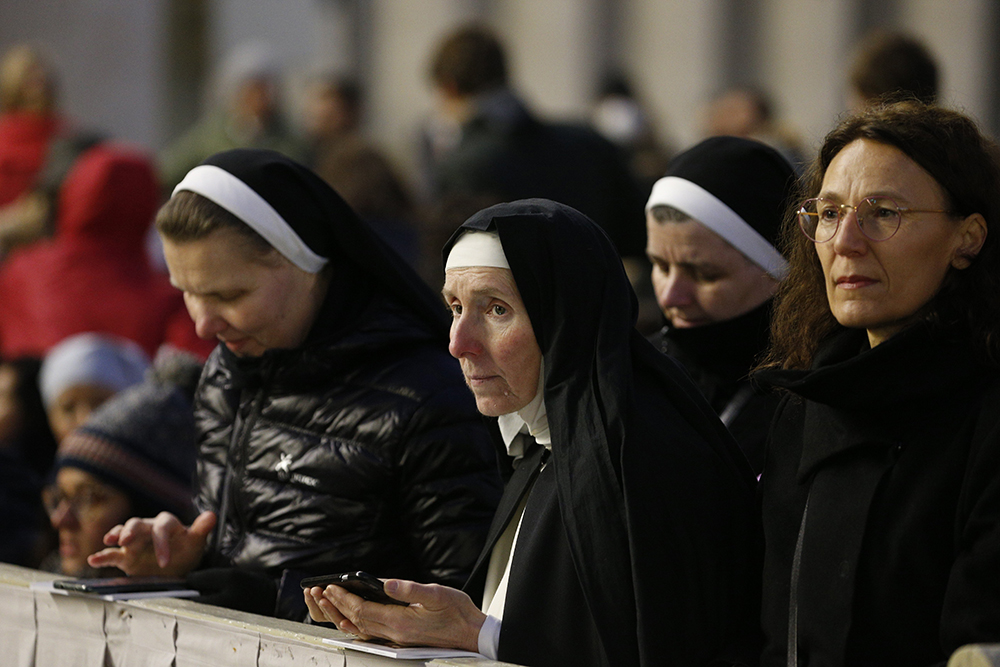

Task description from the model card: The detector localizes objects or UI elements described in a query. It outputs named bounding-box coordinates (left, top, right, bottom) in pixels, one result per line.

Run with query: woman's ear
left=952, top=213, right=988, bottom=270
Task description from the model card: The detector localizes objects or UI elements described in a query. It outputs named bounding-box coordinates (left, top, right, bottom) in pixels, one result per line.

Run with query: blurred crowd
left=4, top=20, right=996, bottom=667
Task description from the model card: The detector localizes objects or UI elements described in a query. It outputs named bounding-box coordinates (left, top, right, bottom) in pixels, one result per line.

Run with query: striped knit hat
left=54, top=355, right=201, bottom=520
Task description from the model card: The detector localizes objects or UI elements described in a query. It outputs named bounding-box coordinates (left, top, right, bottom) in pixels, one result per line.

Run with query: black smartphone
left=53, top=576, right=191, bottom=594
left=299, top=570, right=408, bottom=606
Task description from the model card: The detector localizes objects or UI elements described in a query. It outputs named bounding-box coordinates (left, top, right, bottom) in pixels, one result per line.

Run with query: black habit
left=651, top=300, right=780, bottom=474
left=452, top=199, right=761, bottom=667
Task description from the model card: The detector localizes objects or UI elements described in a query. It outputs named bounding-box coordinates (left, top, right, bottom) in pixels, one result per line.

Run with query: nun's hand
left=304, top=579, right=485, bottom=653
left=87, top=510, right=216, bottom=577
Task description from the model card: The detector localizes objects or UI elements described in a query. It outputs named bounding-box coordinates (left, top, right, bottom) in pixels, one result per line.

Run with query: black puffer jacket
left=193, top=288, right=502, bottom=619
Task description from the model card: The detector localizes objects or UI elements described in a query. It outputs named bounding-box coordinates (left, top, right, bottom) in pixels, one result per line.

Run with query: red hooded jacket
left=0, top=143, right=214, bottom=359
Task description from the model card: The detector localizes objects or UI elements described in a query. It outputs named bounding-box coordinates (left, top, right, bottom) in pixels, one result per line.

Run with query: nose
left=830, top=207, right=868, bottom=256
left=448, top=311, right=483, bottom=360
left=186, top=295, right=228, bottom=340
left=656, top=270, right=695, bottom=312
left=50, top=500, right=77, bottom=530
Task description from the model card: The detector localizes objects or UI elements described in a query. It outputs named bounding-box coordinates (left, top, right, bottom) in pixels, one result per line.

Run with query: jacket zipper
left=212, top=361, right=276, bottom=564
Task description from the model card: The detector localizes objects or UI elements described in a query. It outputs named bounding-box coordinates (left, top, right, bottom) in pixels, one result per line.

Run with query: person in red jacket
left=0, top=45, right=64, bottom=254
left=0, top=45, right=61, bottom=206
left=0, top=142, right=213, bottom=360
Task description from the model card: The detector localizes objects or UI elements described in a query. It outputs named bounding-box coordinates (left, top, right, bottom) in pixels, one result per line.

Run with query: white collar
left=497, top=358, right=549, bottom=457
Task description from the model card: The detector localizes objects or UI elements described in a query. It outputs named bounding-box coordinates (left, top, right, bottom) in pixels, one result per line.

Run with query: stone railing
left=6, top=561, right=994, bottom=666
left=0, top=563, right=518, bottom=667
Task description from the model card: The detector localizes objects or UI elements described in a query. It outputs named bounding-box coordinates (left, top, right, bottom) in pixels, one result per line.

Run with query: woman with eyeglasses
left=754, top=100, right=1000, bottom=667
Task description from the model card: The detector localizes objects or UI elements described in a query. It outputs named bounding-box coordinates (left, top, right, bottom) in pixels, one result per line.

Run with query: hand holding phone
left=300, top=570, right=408, bottom=606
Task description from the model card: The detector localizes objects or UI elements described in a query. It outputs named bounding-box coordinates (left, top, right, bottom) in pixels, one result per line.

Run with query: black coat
left=651, top=302, right=779, bottom=474
left=756, top=324, right=1000, bottom=667
left=453, top=200, right=761, bottom=667
left=433, top=90, right=647, bottom=259
left=195, top=289, right=502, bottom=618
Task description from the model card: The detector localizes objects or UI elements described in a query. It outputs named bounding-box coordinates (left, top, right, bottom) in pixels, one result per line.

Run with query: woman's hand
left=87, top=510, right=216, bottom=577
left=303, top=578, right=486, bottom=653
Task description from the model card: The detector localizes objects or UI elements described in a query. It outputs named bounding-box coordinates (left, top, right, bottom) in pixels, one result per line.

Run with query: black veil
left=444, top=199, right=760, bottom=665
left=202, top=149, right=449, bottom=343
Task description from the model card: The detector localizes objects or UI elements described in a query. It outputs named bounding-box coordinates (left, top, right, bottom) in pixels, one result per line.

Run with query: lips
left=59, top=541, right=78, bottom=558
left=835, top=274, right=877, bottom=289
left=222, top=338, right=249, bottom=353
left=465, top=374, right=500, bottom=386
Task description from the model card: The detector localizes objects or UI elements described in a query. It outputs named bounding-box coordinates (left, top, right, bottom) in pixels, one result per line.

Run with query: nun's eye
left=492, top=304, right=507, bottom=316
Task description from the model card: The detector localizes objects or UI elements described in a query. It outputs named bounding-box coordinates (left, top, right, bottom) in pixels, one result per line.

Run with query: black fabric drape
left=653, top=300, right=779, bottom=473
left=446, top=199, right=762, bottom=666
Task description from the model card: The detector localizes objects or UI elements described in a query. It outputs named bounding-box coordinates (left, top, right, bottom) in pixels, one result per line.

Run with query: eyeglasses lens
left=43, top=486, right=105, bottom=519
left=857, top=198, right=902, bottom=240
left=798, top=197, right=901, bottom=242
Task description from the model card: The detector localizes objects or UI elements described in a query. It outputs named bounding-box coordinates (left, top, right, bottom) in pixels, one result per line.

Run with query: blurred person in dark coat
left=423, top=25, right=647, bottom=270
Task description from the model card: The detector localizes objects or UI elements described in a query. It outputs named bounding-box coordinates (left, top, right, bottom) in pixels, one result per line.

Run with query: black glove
left=186, top=567, right=277, bottom=617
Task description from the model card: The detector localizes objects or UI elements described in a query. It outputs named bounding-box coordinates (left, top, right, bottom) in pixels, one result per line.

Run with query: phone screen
left=53, top=576, right=190, bottom=594
left=300, top=571, right=408, bottom=606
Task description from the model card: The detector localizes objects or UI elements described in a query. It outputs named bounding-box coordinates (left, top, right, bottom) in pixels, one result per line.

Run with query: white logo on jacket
left=275, top=451, right=320, bottom=487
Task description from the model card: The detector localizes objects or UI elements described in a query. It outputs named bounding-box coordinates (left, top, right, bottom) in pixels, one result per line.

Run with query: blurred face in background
left=303, top=81, right=358, bottom=141
left=646, top=214, right=778, bottom=328
left=45, top=467, right=131, bottom=576
left=231, top=76, right=276, bottom=134
left=47, top=384, right=115, bottom=444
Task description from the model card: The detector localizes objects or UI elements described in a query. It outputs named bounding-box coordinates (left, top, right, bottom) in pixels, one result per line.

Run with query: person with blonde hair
left=0, top=44, right=63, bottom=251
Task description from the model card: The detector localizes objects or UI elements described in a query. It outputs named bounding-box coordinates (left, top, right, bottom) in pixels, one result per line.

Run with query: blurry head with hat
left=39, top=332, right=152, bottom=444
left=645, top=136, right=796, bottom=329
left=43, top=352, right=201, bottom=577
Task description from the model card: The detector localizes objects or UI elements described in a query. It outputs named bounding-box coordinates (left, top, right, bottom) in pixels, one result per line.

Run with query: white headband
left=173, top=165, right=329, bottom=273
left=445, top=230, right=510, bottom=270
left=646, top=176, right=788, bottom=280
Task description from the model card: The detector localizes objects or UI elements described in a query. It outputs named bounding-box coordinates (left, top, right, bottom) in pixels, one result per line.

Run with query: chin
left=61, top=557, right=86, bottom=577
left=668, top=314, right=711, bottom=329
left=475, top=400, right=507, bottom=418
left=830, top=302, right=878, bottom=329
left=474, top=394, right=521, bottom=418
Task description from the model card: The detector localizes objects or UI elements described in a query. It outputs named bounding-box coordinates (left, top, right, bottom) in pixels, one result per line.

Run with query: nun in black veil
left=306, top=198, right=761, bottom=666
left=88, top=149, right=501, bottom=620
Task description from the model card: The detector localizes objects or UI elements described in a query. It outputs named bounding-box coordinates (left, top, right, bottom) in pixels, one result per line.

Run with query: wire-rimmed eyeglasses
left=797, top=196, right=953, bottom=243
left=42, top=484, right=114, bottom=521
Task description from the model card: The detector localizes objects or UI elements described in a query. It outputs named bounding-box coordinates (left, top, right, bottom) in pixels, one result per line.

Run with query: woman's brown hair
left=762, top=100, right=1000, bottom=369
